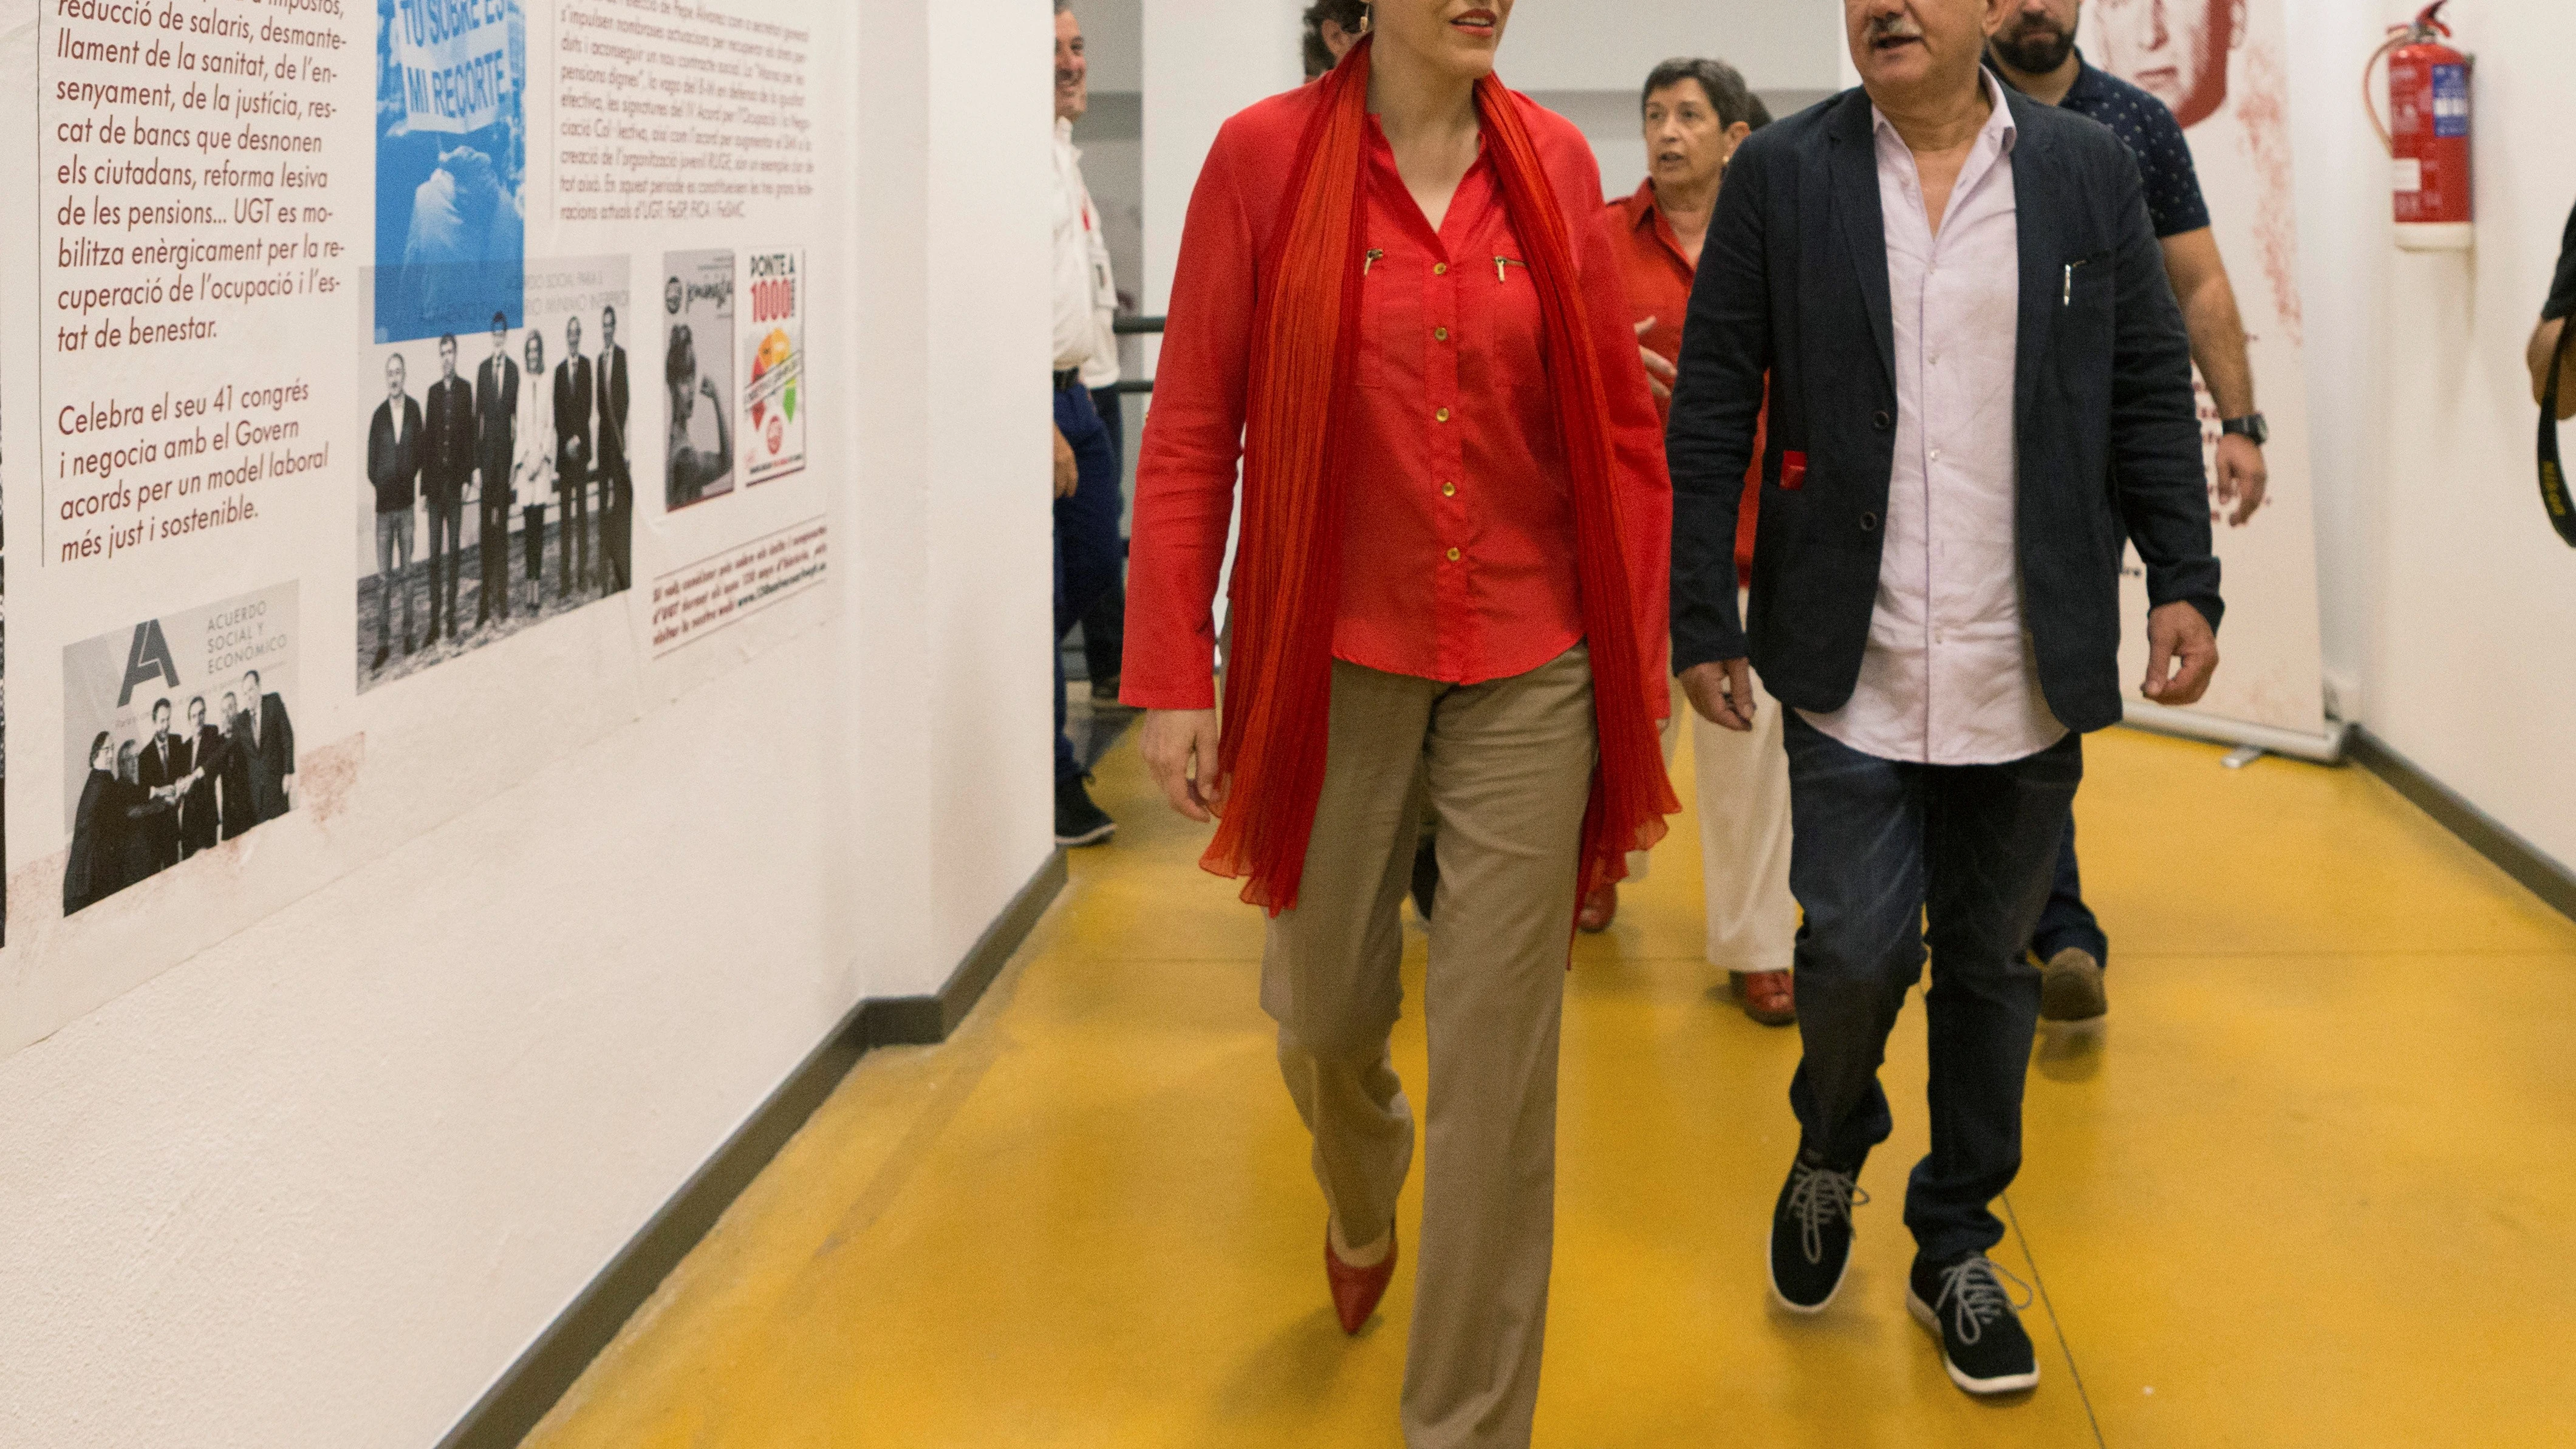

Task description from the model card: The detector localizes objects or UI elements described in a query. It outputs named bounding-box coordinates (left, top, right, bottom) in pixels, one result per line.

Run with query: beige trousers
left=1687, top=658, right=1797, bottom=975
left=1264, top=646, right=1597, bottom=1449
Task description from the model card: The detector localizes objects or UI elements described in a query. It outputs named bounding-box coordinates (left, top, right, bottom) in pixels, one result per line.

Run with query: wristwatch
left=2220, top=413, right=2269, bottom=447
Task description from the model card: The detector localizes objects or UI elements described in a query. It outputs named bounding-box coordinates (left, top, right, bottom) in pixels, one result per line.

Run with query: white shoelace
left=1933, top=1256, right=2035, bottom=1346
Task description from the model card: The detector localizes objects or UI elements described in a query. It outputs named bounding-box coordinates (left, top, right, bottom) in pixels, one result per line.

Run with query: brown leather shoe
left=1576, top=883, right=1618, bottom=933
left=2039, top=949, right=2108, bottom=1022
left=1732, top=969, right=1797, bottom=1026
left=1325, top=1226, right=1397, bottom=1335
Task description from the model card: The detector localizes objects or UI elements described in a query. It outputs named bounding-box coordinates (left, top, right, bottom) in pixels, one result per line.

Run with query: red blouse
left=1605, top=178, right=1761, bottom=588
left=1124, top=86, right=1670, bottom=711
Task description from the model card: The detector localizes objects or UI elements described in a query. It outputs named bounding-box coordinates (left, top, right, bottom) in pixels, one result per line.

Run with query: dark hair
left=90, top=730, right=111, bottom=765
left=152, top=698, right=171, bottom=718
left=1641, top=57, right=1766, bottom=132
left=1303, top=0, right=1367, bottom=80
left=492, top=310, right=509, bottom=329
left=439, top=332, right=457, bottom=351
left=667, top=324, right=697, bottom=390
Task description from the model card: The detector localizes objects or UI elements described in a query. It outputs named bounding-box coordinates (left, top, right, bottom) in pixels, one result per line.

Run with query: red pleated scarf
left=1204, top=39, right=1676, bottom=915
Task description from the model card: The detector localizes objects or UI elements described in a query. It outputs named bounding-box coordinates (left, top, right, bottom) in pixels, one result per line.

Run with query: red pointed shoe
left=1325, top=1227, right=1398, bottom=1335
left=1576, top=883, right=1618, bottom=933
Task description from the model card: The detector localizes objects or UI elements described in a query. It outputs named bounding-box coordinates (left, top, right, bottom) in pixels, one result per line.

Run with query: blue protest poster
left=374, top=0, right=528, bottom=344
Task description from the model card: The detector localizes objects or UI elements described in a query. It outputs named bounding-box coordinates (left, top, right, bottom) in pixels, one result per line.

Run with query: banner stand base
left=2118, top=700, right=2350, bottom=765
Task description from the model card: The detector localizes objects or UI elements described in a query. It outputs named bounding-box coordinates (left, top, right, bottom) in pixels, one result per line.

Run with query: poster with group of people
left=1, top=0, right=839, bottom=1056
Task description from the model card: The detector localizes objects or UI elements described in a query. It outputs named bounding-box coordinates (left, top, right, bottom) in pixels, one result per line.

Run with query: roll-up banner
left=2083, top=0, right=2340, bottom=760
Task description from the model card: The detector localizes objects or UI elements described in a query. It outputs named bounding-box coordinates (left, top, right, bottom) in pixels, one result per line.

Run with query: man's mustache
left=1867, top=16, right=1927, bottom=42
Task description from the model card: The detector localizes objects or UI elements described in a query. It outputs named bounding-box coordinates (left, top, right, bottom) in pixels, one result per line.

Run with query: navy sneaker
left=1768, top=1153, right=1868, bottom=1313
left=1907, top=1253, right=2040, bottom=1395
left=1054, top=776, right=1116, bottom=848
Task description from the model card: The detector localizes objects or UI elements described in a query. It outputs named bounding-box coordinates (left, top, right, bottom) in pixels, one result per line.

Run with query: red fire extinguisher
left=2366, top=2, right=2473, bottom=251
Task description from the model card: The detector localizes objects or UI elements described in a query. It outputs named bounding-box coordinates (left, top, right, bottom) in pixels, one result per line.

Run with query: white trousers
left=1629, top=651, right=1797, bottom=976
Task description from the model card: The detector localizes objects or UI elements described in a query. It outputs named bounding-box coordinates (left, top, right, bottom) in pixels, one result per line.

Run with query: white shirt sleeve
left=1053, top=121, right=1101, bottom=373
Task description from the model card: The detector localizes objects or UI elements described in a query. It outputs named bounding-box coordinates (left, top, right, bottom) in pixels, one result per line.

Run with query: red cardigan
left=1124, top=83, right=1672, bottom=711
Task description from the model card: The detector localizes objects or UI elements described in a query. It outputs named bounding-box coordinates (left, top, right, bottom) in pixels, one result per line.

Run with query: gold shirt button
left=1441, top=482, right=1457, bottom=497
left=1433, top=262, right=1448, bottom=276
left=1435, top=407, right=1451, bottom=423
left=1446, top=547, right=1462, bottom=562
left=1435, top=327, right=1450, bottom=341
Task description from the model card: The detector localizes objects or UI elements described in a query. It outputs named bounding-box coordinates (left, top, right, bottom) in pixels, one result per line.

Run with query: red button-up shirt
left=1606, top=178, right=1761, bottom=587
left=1124, top=87, right=1669, bottom=711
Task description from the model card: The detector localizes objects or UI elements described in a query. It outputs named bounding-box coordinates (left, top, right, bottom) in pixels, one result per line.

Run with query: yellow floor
left=526, top=725, right=2576, bottom=1448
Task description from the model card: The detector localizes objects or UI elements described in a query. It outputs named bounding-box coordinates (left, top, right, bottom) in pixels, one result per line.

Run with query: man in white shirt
left=1666, top=0, right=2221, bottom=1398
left=1051, top=0, right=1122, bottom=847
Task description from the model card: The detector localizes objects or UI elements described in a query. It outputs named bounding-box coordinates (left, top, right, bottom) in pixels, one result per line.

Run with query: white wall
left=0, top=4, right=1059, bottom=1446
left=2286, top=0, right=2576, bottom=870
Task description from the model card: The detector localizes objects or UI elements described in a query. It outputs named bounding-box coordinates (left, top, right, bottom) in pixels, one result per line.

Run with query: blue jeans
left=2029, top=815, right=2110, bottom=969
left=1054, top=383, right=1121, bottom=782
left=1782, top=714, right=2083, bottom=1263
left=1080, top=386, right=1129, bottom=685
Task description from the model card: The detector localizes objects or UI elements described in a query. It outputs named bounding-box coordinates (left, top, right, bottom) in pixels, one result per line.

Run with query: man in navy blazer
left=1667, top=0, right=2221, bottom=1399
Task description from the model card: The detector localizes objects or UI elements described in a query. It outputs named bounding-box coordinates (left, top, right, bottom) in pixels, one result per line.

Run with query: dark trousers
left=424, top=489, right=464, bottom=635
left=1053, top=382, right=1121, bottom=782
left=1782, top=713, right=2083, bottom=1263
left=2029, top=815, right=2109, bottom=969
left=556, top=472, right=590, bottom=595
left=1079, top=386, right=1129, bottom=687
left=599, top=456, right=633, bottom=592
left=522, top=503, right=547, bottom=594
left=479, top=489, right=513, bottom=622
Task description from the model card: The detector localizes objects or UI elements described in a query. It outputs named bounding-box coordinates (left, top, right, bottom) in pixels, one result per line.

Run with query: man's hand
left=2529, top=318, right=2575, bottom=420
left=2142, top=602, right=2221, bottom=707
left=1635, top=318, right=1676, bottom=403
left=2213, top=434, right=2268, bottom=527
left=1053, top=425, right=1079, bottom=499
left=1680, top=659, right=1757, bottom=733
left=1139, top=708, right=1227, bottom=823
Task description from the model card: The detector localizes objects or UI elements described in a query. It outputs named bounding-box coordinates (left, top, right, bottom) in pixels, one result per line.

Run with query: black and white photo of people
left=64, top=673, right=296, bottom=916
left=357, top=256, right=634, bottom=692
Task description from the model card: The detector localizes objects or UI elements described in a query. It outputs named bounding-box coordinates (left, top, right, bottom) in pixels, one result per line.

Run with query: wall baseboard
left=436, top=850, right=1071, bottom=1449
left=2350, top=728, right=2576, bottom=924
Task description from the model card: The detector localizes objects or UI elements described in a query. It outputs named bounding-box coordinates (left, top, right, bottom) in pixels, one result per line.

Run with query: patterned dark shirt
left=2052, top=52, right=2212, bottom=240
left=2546, top=200, right=2576, bottom=322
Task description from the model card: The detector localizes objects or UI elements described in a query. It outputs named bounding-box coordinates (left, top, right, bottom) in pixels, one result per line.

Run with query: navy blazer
left=1666, top=80, right=2221, bottom=735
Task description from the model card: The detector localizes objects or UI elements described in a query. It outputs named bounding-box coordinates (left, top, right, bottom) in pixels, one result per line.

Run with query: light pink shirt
left=1802, top=75, right=2067, bottom=766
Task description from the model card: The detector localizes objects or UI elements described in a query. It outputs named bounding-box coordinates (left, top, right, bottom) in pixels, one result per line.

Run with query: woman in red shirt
left=1122, top=2, right=1674, bottom=1442
left=1601, top=58, right=1799, bottom=1029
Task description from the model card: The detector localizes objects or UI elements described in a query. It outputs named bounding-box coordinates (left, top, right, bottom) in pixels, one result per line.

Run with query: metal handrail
left=1111, top=315, right=1166, bottom=393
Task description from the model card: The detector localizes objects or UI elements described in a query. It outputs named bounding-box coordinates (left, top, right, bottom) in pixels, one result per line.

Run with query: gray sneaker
left=2039, top=948, right=2107, bottom=1023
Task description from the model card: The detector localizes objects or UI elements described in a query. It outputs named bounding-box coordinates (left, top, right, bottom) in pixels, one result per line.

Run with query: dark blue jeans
left=2029, top=816, right=2110, bottom=969
left=1080, top=387, right=1129, bottom=686
left=1054, top=383, right=1122, bottom=782
left=1782, top=714, right=2084, bottom=1263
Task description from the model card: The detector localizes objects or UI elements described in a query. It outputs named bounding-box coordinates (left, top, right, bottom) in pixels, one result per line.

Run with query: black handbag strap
left=2544, top=325, right=2576, bottom=547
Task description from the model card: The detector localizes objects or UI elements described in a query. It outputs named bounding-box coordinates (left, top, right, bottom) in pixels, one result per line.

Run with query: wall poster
left=1, top=0, right=840, bottom=1057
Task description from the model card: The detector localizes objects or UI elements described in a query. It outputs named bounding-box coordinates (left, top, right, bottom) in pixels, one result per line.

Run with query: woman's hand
left=1635, top=318, right=1676, bottom=402
left=1139, top=709, right=1226, bottom=822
